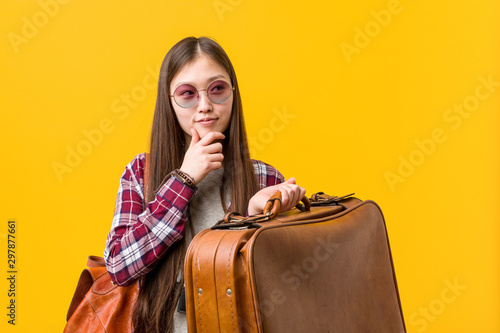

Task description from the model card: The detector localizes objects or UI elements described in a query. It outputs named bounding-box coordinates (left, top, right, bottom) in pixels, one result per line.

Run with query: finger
left=282, top=183, right=298, bottom=209
left=287, top=187, right=300, bottom=210
left=293, top=187, right=303, bottom=208
left=210, top=161, right=223, bottom=170
left=279, top=188, right=293, bottom=211
left=207, top=153, right=224, bottom=163
left=281, top=185, right=302, bottom=211
left=190, top=128, right=200, bottom=147
left=299, top=186, right=307, bottom=201
left=204, top=142, right=223, bottom=154
left=298, top=185, right=306, bottom=197
left=198, top=132, right=225, bottom=146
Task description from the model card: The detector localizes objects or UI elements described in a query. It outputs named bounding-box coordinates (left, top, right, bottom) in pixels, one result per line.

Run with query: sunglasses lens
left=173, top=84, right=198, bottom=108
left=207, top=80, right=232, bottom=104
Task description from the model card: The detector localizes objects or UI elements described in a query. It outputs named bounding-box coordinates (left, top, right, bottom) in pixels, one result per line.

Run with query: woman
left=104, top=36, right=305, bottom=333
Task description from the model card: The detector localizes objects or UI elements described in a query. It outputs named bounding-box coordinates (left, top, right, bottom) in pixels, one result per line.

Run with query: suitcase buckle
left=309, top=192, right=355, bottom=207
left=212, top=212, right=271, bottom=230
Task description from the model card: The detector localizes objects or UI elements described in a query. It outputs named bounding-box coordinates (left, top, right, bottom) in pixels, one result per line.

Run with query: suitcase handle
left=213, top=192, right=311, bottom=229
left=263, top=191, right=311, bottom=219
left=214, top=192, right=355, bottom=229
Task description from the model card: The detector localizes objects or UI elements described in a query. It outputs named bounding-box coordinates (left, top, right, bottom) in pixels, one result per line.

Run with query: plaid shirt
left=104, top=153, right=285, bottom=286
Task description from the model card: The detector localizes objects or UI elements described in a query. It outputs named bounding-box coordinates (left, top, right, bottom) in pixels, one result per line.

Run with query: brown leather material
left=309, top=192, right=356, bottom=204
left=262, top=191, right=311, bottom=217
left=64, top=154, right=150, bottom=332
left=66, top=268, right=94, bottom=322
left=274, top=205, right=345, bottom=223
left=294, top=195, right=311, bottom=212
left=216, top=193, right=313, bottom=230
left=263, top=191, right=282, bottom=218
left=66, top=257, right=109, bottom=321
left=185, top=228, right=261, bottom=332
left=184, top=194, right=406, bottom=333
left=87, top=255, right=106, bottom=268
left=64, top=257, right=138, bottom=333
left=223, top=211, right=246, bottom=223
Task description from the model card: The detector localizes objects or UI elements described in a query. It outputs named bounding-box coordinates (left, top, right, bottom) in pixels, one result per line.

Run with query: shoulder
left=251, top=159, right=285, bottom=188
left=125, top=152, right=146, bottom=173
left=121, top=153, right=147, bottom=184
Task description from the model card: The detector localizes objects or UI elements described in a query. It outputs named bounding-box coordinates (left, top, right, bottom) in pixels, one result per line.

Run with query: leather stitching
left=92, top=273, right=118, bottom=295
left=194, top=240, right=203, bottom=332
left=227, top=236, right=238, bottom=333
left=85, top=294, right=108, bottom=333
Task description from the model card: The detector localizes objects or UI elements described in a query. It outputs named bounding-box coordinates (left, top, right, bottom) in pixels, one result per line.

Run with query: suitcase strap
left=213, top=191, right=354, bottom=230
left=213, top=191, right=286, bottom=229
left=310, top=192, right=356, bottom=208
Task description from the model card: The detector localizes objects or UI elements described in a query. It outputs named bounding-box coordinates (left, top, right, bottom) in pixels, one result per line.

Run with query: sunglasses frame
left=170, top=80, right=235, bottom=108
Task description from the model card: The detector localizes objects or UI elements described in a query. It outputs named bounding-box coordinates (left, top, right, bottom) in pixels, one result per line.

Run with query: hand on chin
left=187, top=119, right=227, bottom=147
left=194, top=126, right=223, bottom=140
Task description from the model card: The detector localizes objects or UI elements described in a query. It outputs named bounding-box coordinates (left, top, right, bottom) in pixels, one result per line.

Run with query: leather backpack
left=63, top=256, right=138, bottom=333
left=64, top=154, right=150, bottom=332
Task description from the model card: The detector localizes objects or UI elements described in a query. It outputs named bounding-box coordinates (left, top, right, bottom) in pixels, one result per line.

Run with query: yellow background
left=1, top=0, right=499, bottom=332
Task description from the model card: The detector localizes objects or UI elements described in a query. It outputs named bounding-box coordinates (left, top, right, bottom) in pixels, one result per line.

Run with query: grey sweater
left=173, top=168, right=229, bottom=332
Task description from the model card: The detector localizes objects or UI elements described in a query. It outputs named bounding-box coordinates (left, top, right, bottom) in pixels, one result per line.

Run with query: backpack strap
left=87, top=255, right=106, bottom=268
left=66, top=258, right=108, bottom=321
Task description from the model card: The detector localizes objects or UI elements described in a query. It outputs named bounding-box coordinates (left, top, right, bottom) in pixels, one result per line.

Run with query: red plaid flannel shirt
left=104, top=153, right=285, bottom=286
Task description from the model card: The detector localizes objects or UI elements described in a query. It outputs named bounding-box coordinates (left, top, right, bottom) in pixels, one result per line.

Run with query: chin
left=197, top=126, right=225, bottom=137
left=196, top=128, right=211, bottom=138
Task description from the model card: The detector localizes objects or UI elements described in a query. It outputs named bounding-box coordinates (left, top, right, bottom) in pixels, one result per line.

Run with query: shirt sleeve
left=252, top=159, right=285, bottom=188
left=103, top=153, right=196, bottom=286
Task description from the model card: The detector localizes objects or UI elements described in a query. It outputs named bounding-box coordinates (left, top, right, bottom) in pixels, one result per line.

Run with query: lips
left=197, top=118, right=217, bottom=126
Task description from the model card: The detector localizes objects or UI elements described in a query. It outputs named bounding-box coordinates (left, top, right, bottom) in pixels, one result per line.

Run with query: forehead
left=171, top=55, right=230, bottom=86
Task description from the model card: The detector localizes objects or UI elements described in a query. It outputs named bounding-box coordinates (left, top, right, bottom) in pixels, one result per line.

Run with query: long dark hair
left=133, top=37, right=260, bottom=333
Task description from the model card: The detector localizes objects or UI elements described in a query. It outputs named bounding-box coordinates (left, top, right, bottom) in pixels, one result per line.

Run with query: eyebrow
left=173, top=74, right=230, bottom=89
left=207, top=74, right=227, bottom=82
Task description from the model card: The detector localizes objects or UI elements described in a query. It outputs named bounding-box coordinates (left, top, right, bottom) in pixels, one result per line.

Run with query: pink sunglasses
left=170, top=80, right=234, bottom=108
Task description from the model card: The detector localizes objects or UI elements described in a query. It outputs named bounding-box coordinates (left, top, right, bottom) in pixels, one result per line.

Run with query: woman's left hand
left=247, top=178, right=306, bottom=216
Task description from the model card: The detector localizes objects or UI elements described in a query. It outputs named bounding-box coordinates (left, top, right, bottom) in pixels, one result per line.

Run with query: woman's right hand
left=179, top=128, right=225, bottom=185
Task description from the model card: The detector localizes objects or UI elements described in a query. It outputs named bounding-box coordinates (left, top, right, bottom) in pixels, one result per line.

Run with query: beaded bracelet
left=172, top=169, right=198, bottom=191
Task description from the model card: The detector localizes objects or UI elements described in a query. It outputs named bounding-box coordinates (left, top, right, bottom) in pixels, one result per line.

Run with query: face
left=170, top=55, right=233, bottom=145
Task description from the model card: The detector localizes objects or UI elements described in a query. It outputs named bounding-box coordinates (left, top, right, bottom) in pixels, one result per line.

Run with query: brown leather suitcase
left=184, top=192, right=406, bottom=332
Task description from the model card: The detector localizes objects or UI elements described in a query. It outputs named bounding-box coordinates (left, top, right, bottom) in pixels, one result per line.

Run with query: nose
left=197, top=89, right=212, bottom=113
